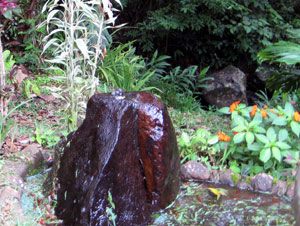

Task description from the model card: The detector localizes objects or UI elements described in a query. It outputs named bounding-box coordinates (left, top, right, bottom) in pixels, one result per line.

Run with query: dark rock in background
left=202, top=65, right=248, bottom=108
left=55, top=91, right=180, bottom=226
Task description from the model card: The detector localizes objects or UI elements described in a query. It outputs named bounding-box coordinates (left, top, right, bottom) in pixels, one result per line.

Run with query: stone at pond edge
left=250, top=173, right=273, bottom=192
left=287, top=182, right=295, bottom=199
left=55, top=91, right=180, bottom=226
left=181, top=161, right=210, bottom=180
left=272, top=180, right=288, bottom=197
left=219, top=170, right=235, bottom=187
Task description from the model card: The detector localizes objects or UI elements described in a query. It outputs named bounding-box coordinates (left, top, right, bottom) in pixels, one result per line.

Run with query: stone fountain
left=55, top=91, right=180, bottom=226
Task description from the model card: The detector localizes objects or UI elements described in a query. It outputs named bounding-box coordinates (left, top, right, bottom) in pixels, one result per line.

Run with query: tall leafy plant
left=41, top=0, right=122, bottom=130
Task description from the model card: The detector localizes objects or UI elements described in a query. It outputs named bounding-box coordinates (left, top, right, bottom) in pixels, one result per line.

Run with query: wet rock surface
left=56, top=91, right=180, bottom=226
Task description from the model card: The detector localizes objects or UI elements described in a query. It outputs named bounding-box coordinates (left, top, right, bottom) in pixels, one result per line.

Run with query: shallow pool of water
left=151, top=182, right=295, bottom=226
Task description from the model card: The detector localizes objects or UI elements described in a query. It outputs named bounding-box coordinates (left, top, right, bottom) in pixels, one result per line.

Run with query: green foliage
left=106, top=190, right=117, bottom=226
left=32, top=122, right=61, bottom=148
left=157, top=66, right=209, bottom=111
left=217, top=101, right=300, bottom=175
left=119, top=0, right=299, bottom=69
left=178, top=128, right=219, bottom=164
left=258, top=29, right=300, bottom=92
left=21, top=79, right=41, bottom=98
left=98, top=42, right=169, bottom=91
left=0, top=98, right=33, bottom=144
left=14, top=17, right=49, bottom=71
left=3, top=50, right=15, bottom=73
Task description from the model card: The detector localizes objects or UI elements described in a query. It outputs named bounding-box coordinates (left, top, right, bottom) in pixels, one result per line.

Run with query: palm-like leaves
left=258, top=41, right=300, bottom=65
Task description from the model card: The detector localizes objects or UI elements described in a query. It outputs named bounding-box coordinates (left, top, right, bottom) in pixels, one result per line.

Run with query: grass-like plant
left=40, top=0, right=122, bottom=130
left=98, top=41, right=170, bottom=91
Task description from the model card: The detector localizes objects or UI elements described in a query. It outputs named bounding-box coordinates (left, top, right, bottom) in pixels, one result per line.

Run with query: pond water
left=151, top=182, right=295, bottom=226
left=21, top=174, right=295, bottom=226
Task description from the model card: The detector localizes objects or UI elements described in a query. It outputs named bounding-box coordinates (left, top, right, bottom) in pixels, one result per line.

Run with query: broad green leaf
left=260, top=148, right=271, bottom=163
left=240, top=109, right=250, bottom=118
left=276, top=142, right=291, bottom=150
left=291, top=121, right=300, bottom=137
left=180, top=132, right=190, bottom=146
left=253, top=165, right=264, bottom=174
left=255, top=134, right=269, bottom=144
left=266, top=127, right=276, bottom=142
left=233, top=132, right=245, bottom=144
left=232, top=125, right=247, bottom=132
left=230, top=165, right=241, bottom=174
left=253, top=126, right=266, bottom=133
left=245, top=132, right=254, bottom=144
left=219, top=107, right=230, bottom=114
left=272, top=147, right=281, bottom=162
left=247, top=142, right=263, bottom=151
left=272, top=117, right=287, bottom=126
left=278, top=129, right=288, bottom=141
left=284, top=102, right=295, bottom=116
left=32, top=84, right=41, bottom=95
left=249, top=120, right=260, bottom=128
left=208, top=135, right=219, bottom=145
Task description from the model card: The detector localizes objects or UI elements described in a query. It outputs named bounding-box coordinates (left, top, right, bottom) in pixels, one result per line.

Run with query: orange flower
left=217, top=130, right=223, bottom=135
left=294, top=111, right=300, bottom=122
left=229, top=101, right=240, bottom=113
left=233, top=131, right=239, bottom=135
left=223, top=135, right=231, bottom=142
left=250, top=105, right=257, bottom=116
left=218, top=131, right=231, bottom=142
left=261, top=109, right=268, bottom=118
left=264, top=105, right=268, bottom=109
left=219, top=133, right=226, bottom=141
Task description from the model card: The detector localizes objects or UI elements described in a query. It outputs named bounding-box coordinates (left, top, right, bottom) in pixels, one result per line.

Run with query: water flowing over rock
left=55, top=91, right=180, bottom=226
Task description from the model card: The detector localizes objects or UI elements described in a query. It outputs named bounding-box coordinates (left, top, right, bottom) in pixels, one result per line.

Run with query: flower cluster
left=217, top=131, right=231, bottom=142
left=229, top=101, right=240, bottom=112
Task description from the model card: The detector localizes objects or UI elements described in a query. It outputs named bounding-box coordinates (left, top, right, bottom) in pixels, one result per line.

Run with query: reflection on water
left=152, top=182, right=295, bottom=226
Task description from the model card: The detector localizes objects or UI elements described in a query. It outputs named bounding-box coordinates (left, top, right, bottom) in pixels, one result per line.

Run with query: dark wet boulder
left=202, top=65, right=247, bottom=108
left=55, top=91, right=180, bottom=226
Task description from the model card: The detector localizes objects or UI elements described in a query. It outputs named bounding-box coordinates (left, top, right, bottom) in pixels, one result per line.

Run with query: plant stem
left=0, top=33, right=5, bottom=119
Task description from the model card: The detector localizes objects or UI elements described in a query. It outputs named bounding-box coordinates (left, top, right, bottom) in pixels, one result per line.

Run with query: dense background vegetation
left=117, top=0, right=300, bottom=71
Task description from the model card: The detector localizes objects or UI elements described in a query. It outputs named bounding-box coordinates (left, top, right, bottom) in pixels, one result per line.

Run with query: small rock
left=22, top=144, right=44, bottom=168
left=180, top=161, right=210, bottom=180
left=250, top=173, right=273, bottom=192
left=287, top=182, right=295, bottom=199
left=219, top=170, right=235, bottom=186
left=210, top=170, right=220, bottom=184
left=272, top=180, right=287, bottom=197
left=1, top=160, right=29, bottom=179
left=237, top=179, right=252, bottom=190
